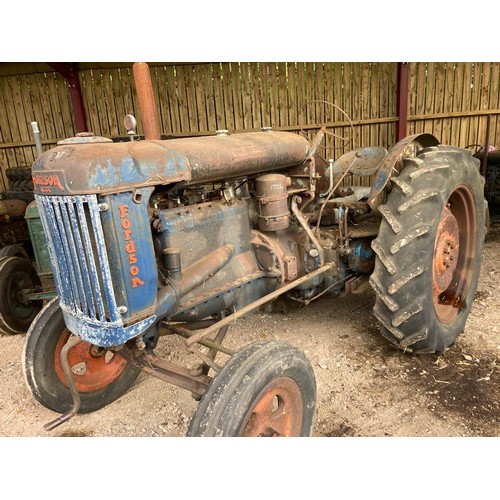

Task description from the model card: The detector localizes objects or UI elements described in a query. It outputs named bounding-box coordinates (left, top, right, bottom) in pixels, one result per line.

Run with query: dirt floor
left=1, top=224, right=498, bottom=499
left=0, top=226, right=498, bottom=441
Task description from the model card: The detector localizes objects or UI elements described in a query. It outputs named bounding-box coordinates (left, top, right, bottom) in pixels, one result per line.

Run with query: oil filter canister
left=255, top=173, right=290, bottom=231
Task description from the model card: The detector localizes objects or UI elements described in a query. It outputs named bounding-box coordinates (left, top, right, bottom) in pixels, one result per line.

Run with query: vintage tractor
left=22, top=64, right=486, bottom=436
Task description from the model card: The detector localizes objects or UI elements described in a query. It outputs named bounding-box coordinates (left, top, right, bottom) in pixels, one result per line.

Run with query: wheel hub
left=240, top=377, right=303, bottom=436
left=54, top=330, right=129, bottom=393
left=433, top=206, right=460, bottom=295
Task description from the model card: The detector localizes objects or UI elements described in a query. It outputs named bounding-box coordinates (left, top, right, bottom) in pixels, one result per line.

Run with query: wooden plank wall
left=1, top=62, right=499, bottom=191
left=408, top=62, right=500, bottom=149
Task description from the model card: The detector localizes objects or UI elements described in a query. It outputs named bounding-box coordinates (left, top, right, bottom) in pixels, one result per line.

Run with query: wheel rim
left=54, top=329, right=129, bottom=393
left=240, top=377, right=303, bottom=436
left=433, top=185, right=478, bottom=323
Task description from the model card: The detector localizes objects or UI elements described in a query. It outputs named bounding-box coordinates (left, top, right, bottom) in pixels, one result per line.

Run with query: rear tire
left=370, top=146, right=486, bottom=354
left=187, top=340, right=316, bottom=436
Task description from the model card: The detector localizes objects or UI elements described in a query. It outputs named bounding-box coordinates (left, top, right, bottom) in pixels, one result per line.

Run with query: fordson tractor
left=22, top=63, right=486, bottom=436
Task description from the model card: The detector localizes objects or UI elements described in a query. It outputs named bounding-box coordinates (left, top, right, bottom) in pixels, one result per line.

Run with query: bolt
left=309, top=248, right=319, bottom=258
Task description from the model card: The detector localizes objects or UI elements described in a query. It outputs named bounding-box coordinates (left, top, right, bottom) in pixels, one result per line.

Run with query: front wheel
left=187, top=340, right=316, bottom=437
left=370, top=146, right=486, bottom=354
left=22, top=298, right=141, bottom=414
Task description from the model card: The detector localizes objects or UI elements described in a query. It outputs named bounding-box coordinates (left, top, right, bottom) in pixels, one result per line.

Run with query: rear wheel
left=370, top=146, right=486, bottom=353
left=0, top=256, right=42, bottom=335
left=22, top=298, right=141, bottom=414
left=187, top=340, right=316, bottom=436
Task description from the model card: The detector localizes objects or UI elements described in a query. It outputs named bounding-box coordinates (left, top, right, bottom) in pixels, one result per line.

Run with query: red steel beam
left=48, top=62, right=88, bottom=134
left=397, top=62, right=409, bottom=141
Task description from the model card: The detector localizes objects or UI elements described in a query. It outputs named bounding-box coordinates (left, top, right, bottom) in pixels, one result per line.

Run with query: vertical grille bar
left=58, top=199, right=90, bottom=315
left=74, top=196, right=105, bottom=321
left=35, top=194, right=121, bottom=326
left=86, top=196, right=121, bottom=323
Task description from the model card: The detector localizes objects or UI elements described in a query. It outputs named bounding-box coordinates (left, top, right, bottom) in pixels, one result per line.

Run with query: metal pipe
left=44, top=335, right=82, bottom=431
left=185, top=262, right=335, bottom=347
left=164, top=323, right=235, bottom=356
left=291, top=196, right=325, bottom=266
left=30, top=121, right=43, bottom=156
left=132, top=62, right=161, bottom=140
left=155, top=244, right=235, bottom=317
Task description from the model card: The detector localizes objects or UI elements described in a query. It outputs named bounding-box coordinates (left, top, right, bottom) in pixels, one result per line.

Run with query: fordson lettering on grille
left=32, top=173, right=65, bottom=192
left=118, top=204, right=144, bottom=288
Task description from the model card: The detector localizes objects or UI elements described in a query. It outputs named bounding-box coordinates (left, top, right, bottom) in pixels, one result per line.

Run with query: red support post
left=397, top=62, right=409, bottom=141
left=48, top=63, right=88, bottom=134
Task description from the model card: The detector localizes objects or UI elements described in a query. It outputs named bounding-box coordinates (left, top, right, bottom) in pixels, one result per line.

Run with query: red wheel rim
left=240, top=377, right=303, bottom=437
left=433, top=185, right=478, bottom=323
left=54, top=329, right=129, bottom=393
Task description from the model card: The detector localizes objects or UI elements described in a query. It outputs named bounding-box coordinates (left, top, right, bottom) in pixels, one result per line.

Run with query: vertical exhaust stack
left=132, top=62, right=161, bottom=140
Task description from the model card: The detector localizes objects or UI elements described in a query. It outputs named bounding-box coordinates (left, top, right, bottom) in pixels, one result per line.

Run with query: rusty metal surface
left=432, top=206, right=459, bottom=295
left=240, top=377, right=303, bottom=436
left=132, top=62, right=161, bottom=141
left=118, top=349, right=211, bottom=397
left=367, top=133, right=440, bottom=213
left=184, top=262, right=335, bottom=347
left=32, top=131, right=308, bottom=196
left=177, top=131, right=309, bottom=184
left=332, top=147, right=387, bottom=177
left=255, top=173, right=290, bottom=231
left=433, top=186, right=478, bottom=324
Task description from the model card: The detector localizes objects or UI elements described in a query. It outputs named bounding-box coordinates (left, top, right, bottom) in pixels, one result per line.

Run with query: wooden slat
left=2, top=76, right=27, bottom=166
left=156, top=66, right=173, bottom=133
left=175, top=65, right=190, bottom=133
left=229, top=63, right=243, bottom=131
left=361, top=62, right=370, bottom=148
left=249, top=63, right=262, bottom=129
left=165, top=65, right=181, bottom=134
left=370, top=63, right=380, bottom=147
left=441, top=63, right=455, bottom=144
left=260, top=63, right=271, bottom=129
left=287, top=62, right=297, bottom=132
left=0, top=77, right=18, bottom=170
left=489, top=63, right=500, bottom=146
left=277, top=62, right=288, bottom=128
left=268, top=63, right=278, bottom=128
left=450, top=63, right=463, bottom=146
left=221, top=63, right=235, bottom=131
left=240, top=62, right=253, bottom=130
left=478, top=62, right=492, bottom=147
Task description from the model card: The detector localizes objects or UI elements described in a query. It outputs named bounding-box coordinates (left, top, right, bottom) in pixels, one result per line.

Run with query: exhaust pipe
left=132, top=62, right=161, bottom=140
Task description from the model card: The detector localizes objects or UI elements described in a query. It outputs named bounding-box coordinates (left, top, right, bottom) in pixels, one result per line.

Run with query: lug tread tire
left=370, top=146, right=486, bottom=354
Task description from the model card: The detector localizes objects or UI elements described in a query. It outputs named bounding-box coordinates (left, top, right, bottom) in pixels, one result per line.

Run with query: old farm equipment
left=22, top=63, right=486, bottom=436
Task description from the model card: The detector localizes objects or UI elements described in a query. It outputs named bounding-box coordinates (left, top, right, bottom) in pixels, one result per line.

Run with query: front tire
left=187, top=340, right=316, bottom=436
left=370, top=146, right=486, bottom=354
left=22, top=298, right=141, bottom=414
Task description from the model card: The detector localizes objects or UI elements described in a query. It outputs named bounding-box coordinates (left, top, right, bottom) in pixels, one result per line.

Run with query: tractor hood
left=32, top=130, right=310, bottom=195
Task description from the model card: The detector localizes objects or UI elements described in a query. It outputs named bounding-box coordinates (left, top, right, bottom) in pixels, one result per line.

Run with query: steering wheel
left=297, top=100, right=354, bottom=152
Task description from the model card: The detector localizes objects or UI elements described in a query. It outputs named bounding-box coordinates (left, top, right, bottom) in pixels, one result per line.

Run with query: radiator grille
left=35, top=194, right=122, bottom=326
